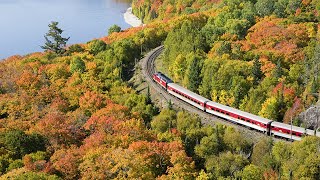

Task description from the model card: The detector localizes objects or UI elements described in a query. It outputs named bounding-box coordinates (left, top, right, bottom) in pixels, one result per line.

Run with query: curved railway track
left=141, top=46, right=280, bottom=142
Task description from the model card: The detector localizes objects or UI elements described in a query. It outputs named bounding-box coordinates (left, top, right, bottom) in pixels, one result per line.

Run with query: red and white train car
left=206, top=101, right=272, bottom=134
left=152, top=72, right=173, bottom=89
left=153, top=72, right=320, bottom=141
left=167, top=83, right=209, bottom=111
left=271, top=122, right=307, bottom=141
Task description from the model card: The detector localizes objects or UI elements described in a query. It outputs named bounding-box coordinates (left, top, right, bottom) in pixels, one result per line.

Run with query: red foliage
left=35, top=111, right=85, bottom=148
left=243, top=17, right=309, bottom=63
left=283, top=97, right=303, bottom=124
left=259, top=55, right=275, bottom=77
left=79, top=91, right=106, bottom=113
left=51, top=147, right=82, bottom=179
left=81, top=131, right=108, bottom=151
left=16, top=70, right=41, bottom=90
left=272, top=82, right=295, bottom=98
left=83, top=100, right=130, bottom=131
left=23, top=155, right=55, bottom=174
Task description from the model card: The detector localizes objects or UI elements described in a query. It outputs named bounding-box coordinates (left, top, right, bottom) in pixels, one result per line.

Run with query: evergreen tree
left=274, top=59, right=283, bottom=79
left=233, top=84, right=243, bottom=108
left=108, top=24, right=121, bottom=35
left=186, top=54, right=202, bottom=93
left=41, top=21, right=70, bottom=55
left=277, top=83, right=286, bottom=122
left=168, top=99, right=173, bottom=110
left=252, top=58, right=263, bottom=85
left=146, top=85, right=151, bottom=104
left=255, top=0, right=275, bottom=17
left=311, top=43, right=320, bottom=90
left=311, top=77, right=319, bottom=94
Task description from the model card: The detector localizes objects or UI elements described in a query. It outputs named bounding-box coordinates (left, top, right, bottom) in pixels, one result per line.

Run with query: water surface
left=0, top=0, right=132, bottom=59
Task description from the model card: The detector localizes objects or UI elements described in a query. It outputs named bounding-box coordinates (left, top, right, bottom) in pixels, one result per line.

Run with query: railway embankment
left=130, top=46, right=282, bottom=143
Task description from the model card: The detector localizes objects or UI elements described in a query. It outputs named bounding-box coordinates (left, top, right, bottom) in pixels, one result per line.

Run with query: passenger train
left=153, top=72, right=320, bottom=141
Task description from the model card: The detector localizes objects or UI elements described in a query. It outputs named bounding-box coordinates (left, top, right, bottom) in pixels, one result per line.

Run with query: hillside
left=134, top=0, right=320, bottom=126
left=0, top=0, right=319, bottom=179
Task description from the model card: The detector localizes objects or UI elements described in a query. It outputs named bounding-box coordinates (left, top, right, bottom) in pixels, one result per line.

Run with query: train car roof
left=155, top=72, right=173, bottom=83
left=168, top=83, right=210, bottom=103
left=206, top=101, right=272, bottom=124
left=305, top=128, right=317, bottom=136
left=271, top=121, right=307, bottom=132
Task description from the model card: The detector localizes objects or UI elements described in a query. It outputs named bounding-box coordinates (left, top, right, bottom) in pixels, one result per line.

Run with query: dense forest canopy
left=0, top=0, right=319, bottom=179
left=133, top=0, right=320, bottom=125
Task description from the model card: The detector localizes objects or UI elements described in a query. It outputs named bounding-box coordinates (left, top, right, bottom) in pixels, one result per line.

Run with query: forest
left=133, top=0, right=320, bottom=125
left=0, top=0, right=319, bottom=179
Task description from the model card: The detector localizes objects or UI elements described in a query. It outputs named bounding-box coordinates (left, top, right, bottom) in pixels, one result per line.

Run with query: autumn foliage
left=0, top=0, right=320, bottom=179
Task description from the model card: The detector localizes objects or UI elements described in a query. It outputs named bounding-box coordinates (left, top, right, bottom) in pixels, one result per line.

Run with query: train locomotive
left=153, top=72, right=320, bottom=141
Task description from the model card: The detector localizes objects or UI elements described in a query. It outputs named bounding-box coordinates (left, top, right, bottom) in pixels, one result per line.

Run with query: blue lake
left=0, top=0, right=132, bottom=59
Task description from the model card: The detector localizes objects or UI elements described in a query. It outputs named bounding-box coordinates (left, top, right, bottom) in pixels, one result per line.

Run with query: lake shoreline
left=0, top=0, right=132, bottom=60
left=123, top=7, right=144, bottom=27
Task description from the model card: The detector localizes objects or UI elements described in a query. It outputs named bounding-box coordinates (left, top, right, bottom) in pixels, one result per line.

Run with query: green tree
left=151, top=109, right=176, bottom=133
left=146, top=85, right=151, bottom=104
left=310, top=43, right=320, bottom=93
left=252, top=58, right=263, bottom=85
left=223, top=127, right=251, bottom=154
left=255, top=0, right=275, bottom=17
left=70, top=56, right=85, bottom=73
left=108, top=24, right=121, bottom=35
left=241, top=164, right=263, bottom=180
left=2, top=130, right=46, bottom=159
left=6, top=159, right=23, bottom=172
left=185, top=53, right=203, bottom=93
left=274, top=0, right=289, bottom=18
left=274, top=59, right=283, bottom=80
left=41, top=21, right=70, bottom=55
left=287, top=136, right=320, bottom=179
left=67, top=44, right=84, bottom=54
left=0, top=155, right=10, bottom=174
left=87, top=39, right=107, bottom=55
left=251, top=137, right=274, bottom=169
left=206, top=151, right=248, bottom=178
left=167, top=99, right=173, bottom=110
left=225, top=19, right=250, bottom=38
left=176, top=111, right=204, bottom=155
left=195, top=127, right=224, bottom=158
left=285, top=0, right=301, bottom=15
left=14, top=172, right=61, bottom=180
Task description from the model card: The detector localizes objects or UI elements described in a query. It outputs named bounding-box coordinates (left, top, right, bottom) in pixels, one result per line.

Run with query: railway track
left=141, top=46, right=281, bottom=143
